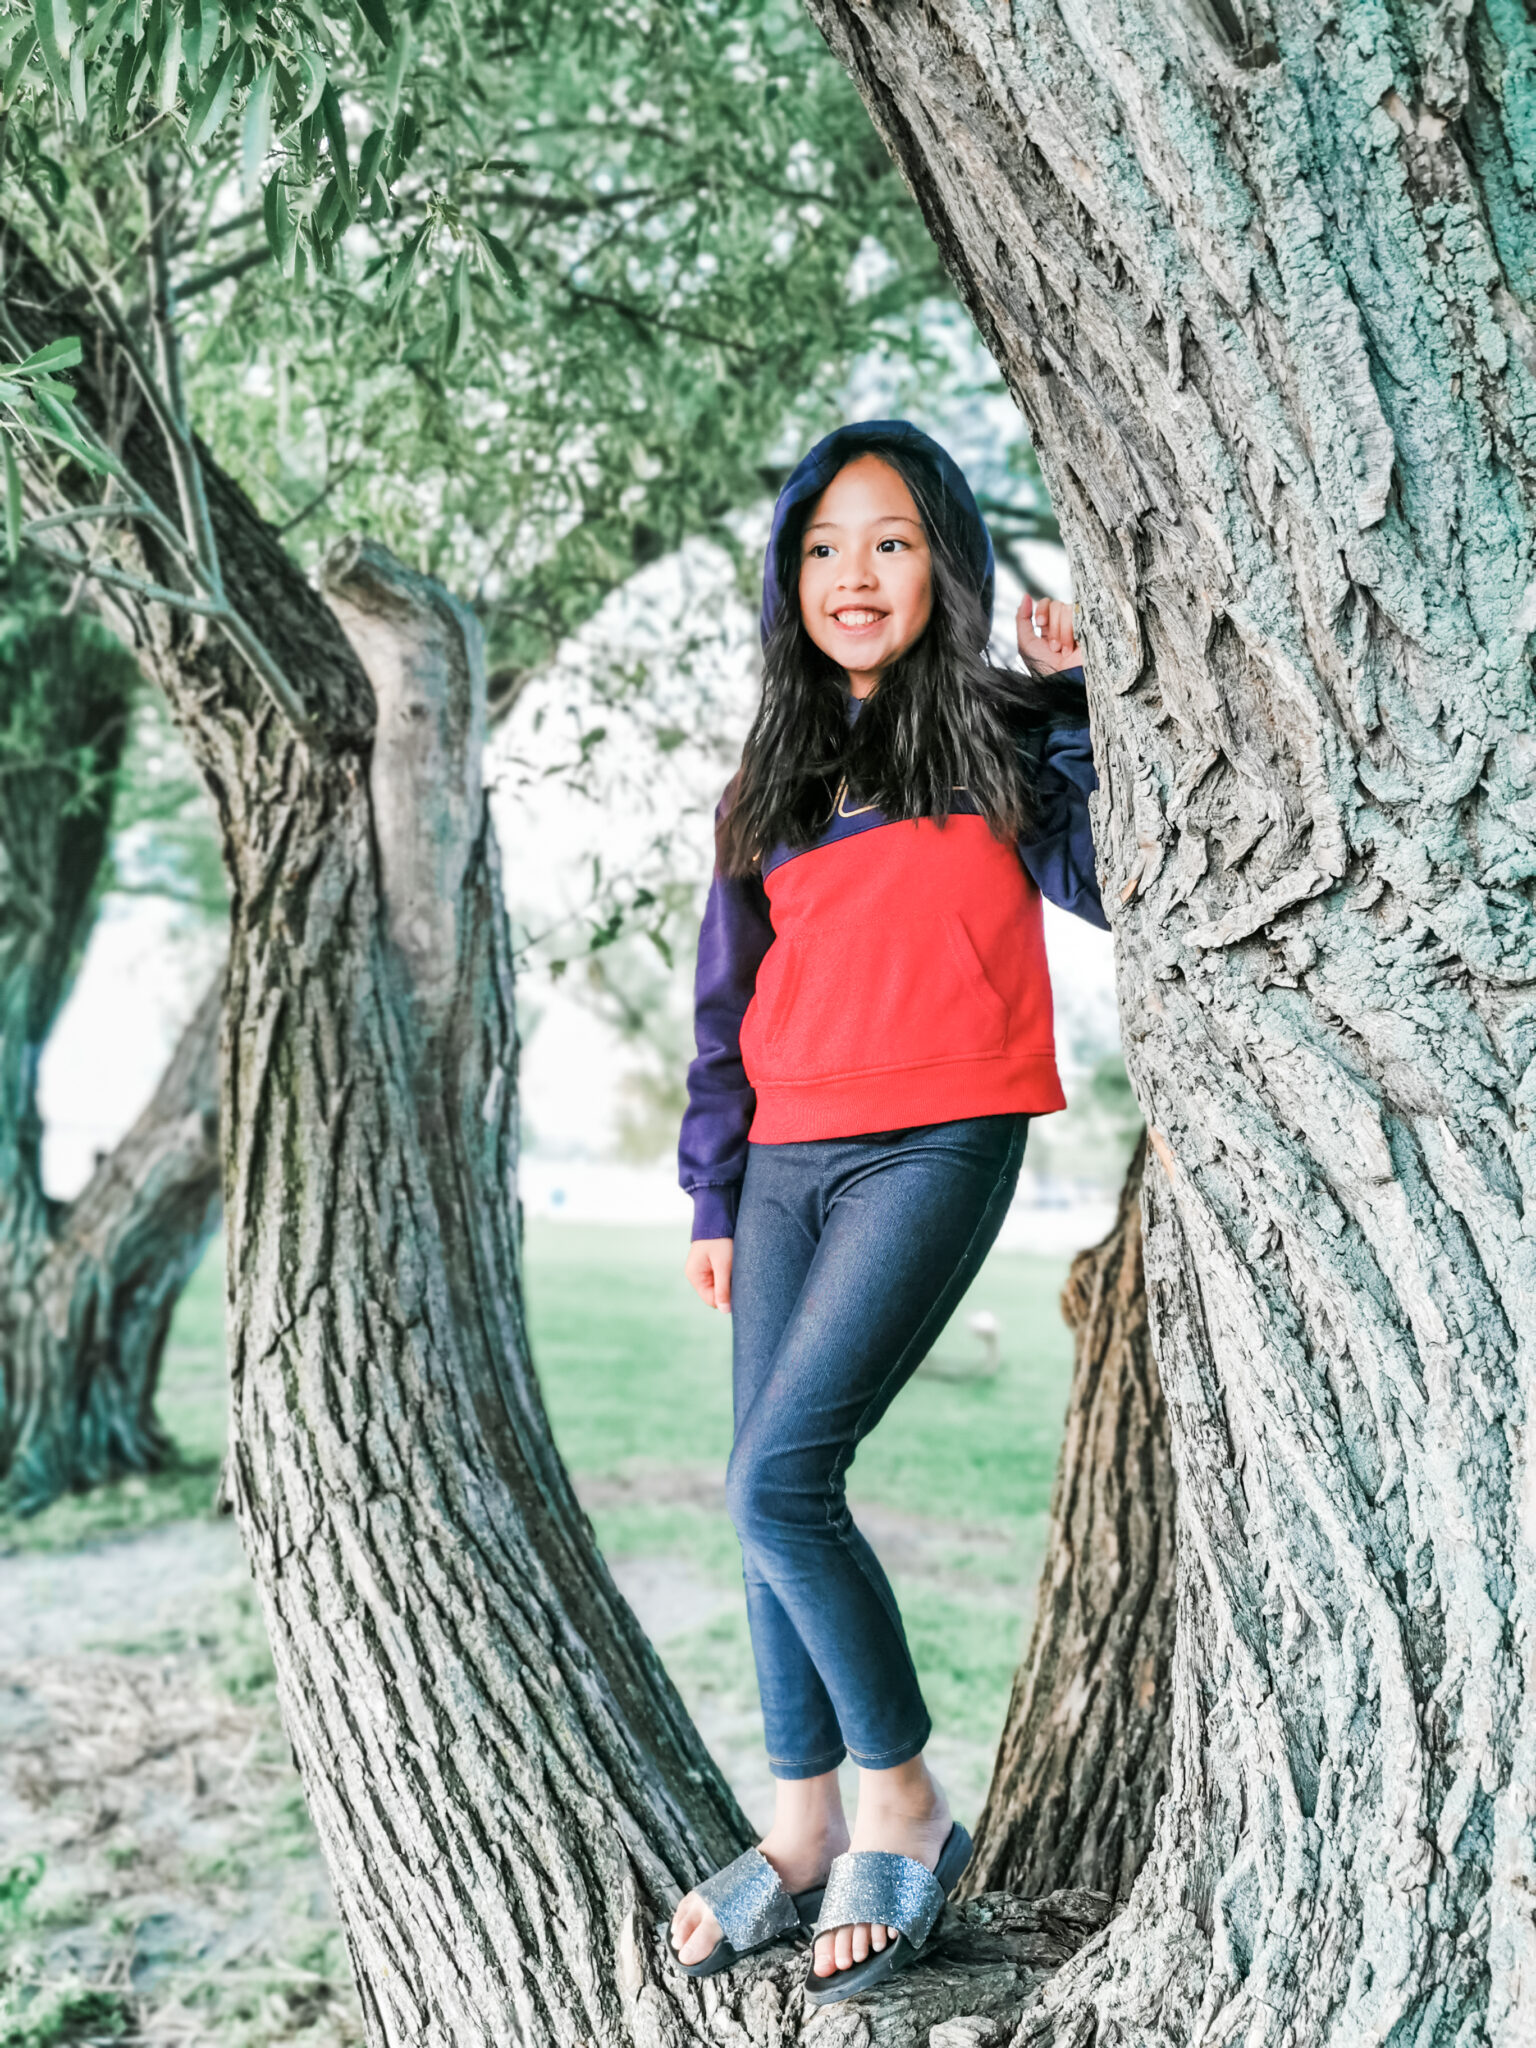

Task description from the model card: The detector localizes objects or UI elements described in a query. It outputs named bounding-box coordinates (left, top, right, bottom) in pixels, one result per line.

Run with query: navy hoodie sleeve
left=678, top=806, right=775, bottom=1240
left=1017, top=668, right=1110, bottom=931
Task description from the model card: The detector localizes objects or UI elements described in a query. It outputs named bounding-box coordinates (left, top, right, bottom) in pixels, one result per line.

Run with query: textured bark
left=2, top=972, right=223, bottom=1508
left=2, top=235, right=1117, bottom=2045
left=967, top=1136, right=1174, bottom=1905
left=802, top=2, right=1536, bottom=2040
left=0, top=593, right=222, bottom=1509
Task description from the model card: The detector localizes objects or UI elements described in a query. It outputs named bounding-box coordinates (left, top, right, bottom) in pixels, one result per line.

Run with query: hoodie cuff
left=690, top=1183, right=739, bottom=1242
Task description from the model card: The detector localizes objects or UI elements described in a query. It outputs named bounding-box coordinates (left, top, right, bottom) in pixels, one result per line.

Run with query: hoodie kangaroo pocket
left=745, top=913, right=1008, bottom=1085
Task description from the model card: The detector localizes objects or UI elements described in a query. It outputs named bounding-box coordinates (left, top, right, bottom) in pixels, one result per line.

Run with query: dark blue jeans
left=727, top=1113, right=1029, bottom=1779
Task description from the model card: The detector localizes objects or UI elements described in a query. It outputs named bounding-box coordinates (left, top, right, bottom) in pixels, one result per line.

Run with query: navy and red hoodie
left=678, top=421, right=1108, bottom=1242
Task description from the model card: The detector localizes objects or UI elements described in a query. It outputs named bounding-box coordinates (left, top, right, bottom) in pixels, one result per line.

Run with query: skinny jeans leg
left=728, top=1114, right=1028, bottom=1779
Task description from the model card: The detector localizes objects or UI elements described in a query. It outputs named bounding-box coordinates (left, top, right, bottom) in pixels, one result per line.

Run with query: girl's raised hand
left=1016, top=593, right=1081, bottom=676
left=685, top=1237, right=734, bottom=1313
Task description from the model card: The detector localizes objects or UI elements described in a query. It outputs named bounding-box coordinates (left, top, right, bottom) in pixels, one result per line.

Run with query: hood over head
left=759, top=420, right=995, bottom=650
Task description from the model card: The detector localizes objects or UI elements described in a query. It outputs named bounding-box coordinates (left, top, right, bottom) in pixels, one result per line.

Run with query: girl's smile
left=798, top=454, right=934, bottom=696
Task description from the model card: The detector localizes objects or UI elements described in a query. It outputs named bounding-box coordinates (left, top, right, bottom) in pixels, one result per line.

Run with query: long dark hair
left=719, top=444, right=1081, bottom=876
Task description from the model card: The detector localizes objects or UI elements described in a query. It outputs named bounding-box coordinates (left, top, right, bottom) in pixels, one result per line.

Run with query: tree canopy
left=1, top=0, right=965, bottom=694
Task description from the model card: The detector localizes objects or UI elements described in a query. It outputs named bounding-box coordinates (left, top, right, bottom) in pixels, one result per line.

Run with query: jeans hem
left=844, top=1720, right=931, bottom=1772
left=768, top=1744, right=848, bottom=1781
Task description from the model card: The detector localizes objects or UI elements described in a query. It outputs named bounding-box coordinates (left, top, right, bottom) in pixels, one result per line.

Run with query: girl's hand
left=1017, top=593, right=1081, bottom=675
left=685, top=1237, right=734, bottom=1312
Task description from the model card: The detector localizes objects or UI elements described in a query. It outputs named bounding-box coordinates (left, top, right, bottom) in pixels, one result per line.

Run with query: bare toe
left=870, top=1924, right=887, bottom=1953
left=851, top=1922, right=870, bottom=1964
left=814, top=1931, right=838, bottom=1977
left=673, top=1894, right=722, bottom=1966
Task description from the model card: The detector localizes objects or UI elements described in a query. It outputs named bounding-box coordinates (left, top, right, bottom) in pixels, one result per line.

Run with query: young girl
left=670, top=420, right=1105, bottom=2007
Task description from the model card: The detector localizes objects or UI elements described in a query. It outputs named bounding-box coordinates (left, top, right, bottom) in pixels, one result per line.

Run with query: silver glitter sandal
left=673, top=1846, right=826, bottom=1980
left=803, top=1822, right=971, bottom=2007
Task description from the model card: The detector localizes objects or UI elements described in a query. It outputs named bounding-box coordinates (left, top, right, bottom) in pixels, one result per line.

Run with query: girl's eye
left=876, top=537, right=908, bottom=553
left=807, top=543, right=834, bottom=559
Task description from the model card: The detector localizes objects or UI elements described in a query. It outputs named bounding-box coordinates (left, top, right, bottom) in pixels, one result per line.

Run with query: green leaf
left=184, top=39, right=236, bottom=147
left=110, top=31, right=137, bottom=126
left=155, top=1, right=182, bottom=113
left=193, top=0, right=222, bottom=74
left=443, top=249, right=472, bottom=367
left=320, top=82, right=353, bottom=207
left=478, top=226, right=525, bottom=298
left=357, top=125, right=385, bottom=194
left=296, top=48, right=325, bottom=121
left=263, top=173, right=297, bottom=278
left=23, top=409, right=120, bottom=477
left=355, top=0, right=392, bottom=47
left=0, top=382, right=25, bottom=405
left=31, top=0, right=72, bottom=62
left=2, top=25, right=38, bottom=99
left=4, top=439, right=21, bottom=564
left=17, top=336, right=82, bottom=373
left=313, top=173, right=344, bottom=243
left=80, top=0, right=130, bottom=66
left=381, top=10, right=410, bottom=116
left=30, top=0, right=71, bottom=98
left=241, top=58, right=273, bottom=196
left=68, top=29, right=85, bottom=118
left=381, top=221, right=427, bottom=310
left=34, top=388, right=79, bottom=436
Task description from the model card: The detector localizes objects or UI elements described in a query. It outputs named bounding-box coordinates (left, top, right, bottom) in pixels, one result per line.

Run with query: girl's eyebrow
left=804, top=512, right=924, bottom=534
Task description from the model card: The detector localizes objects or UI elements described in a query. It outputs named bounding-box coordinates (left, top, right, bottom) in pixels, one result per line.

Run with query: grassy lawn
left=2, top=1221, right=1078, bottom=1798
left=0, top=1219, right=1077, bottom=2043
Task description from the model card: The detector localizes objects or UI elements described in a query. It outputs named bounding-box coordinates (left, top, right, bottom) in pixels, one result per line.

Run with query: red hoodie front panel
left=740, top=812, right=1065, bottom=1143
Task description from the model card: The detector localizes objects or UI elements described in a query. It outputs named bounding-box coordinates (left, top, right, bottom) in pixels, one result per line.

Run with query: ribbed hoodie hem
left=747, top=1052, right=1065, bottom=1145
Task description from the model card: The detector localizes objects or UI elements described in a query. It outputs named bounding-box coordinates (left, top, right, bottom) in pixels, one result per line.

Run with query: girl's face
left=798, top=455, right=933, bottom=698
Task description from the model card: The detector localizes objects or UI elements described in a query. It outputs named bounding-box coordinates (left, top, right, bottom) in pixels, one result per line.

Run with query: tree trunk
left=967, top=1135, right=1174, bottom=1906
left=2, top=235, right=1122, bottom=2043
left=802, top=1, right=1536, bottom=2038
left=2, top=971, right=225, bottom=1506
left=0, top=592, right=223, bottom=1509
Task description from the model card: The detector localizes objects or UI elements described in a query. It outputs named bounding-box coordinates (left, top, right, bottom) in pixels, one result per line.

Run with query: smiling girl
left=671, top=421, right=1105, bottom=2006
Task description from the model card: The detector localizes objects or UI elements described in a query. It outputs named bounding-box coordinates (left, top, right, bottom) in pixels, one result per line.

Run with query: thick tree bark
left=0, top=593, right=223, bottom=1508
left=967, top=1135, right=1175, bottom=1905
left=2, top=237, right=1117, bottom=2044
left=802, top=1, right=1536, bottom=2039
left=2, top=971, right=223, bottom=1507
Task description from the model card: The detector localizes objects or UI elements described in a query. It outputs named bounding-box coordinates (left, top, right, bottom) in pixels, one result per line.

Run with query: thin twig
left=24, top=540, right=229, bottom=614
left=144, top=156, right=222, bottom=588
left=179, top=243, right=271, bottom=303
left=275, top=454, right=362, bottom=535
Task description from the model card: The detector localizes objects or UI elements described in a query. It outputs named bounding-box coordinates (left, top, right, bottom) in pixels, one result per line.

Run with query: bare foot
left=811, top=1758, right=951, bottom=1980
left=671, top=1776, right=849, bottom=1969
